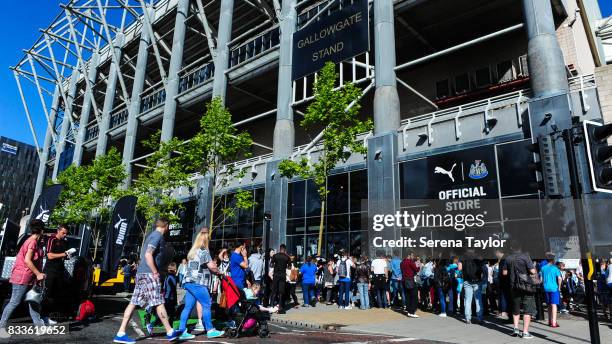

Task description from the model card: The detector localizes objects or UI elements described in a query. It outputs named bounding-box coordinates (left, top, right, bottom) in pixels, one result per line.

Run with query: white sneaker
left=345, top=305, right=353, bottom=310
left=0, top=328, right=10, bottom=339
left=194, top=321, right=205, bottom=332
left=439, top=313, right=447, bottom=317
left=44, top=317, right=58, bottom=325
left=407, top=313, right=419, bottom=318
left=271, top=306, right=279, bottom=313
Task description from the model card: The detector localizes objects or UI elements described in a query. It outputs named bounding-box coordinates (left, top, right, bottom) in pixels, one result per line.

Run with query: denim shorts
left=545, top=291, right=560, bottom=305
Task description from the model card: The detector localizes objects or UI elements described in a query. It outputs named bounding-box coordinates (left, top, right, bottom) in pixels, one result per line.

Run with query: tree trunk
left=317, top=200, right=325, bottom=256
left=209, top=185, right=216, bottom=235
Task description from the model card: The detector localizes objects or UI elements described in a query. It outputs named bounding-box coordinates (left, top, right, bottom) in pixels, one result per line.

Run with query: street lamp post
left=263, top=211, right=271, bottom=306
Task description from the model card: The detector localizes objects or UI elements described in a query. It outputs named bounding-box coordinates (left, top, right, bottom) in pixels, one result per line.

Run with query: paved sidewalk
left=271, top=304, right=612, bottom=344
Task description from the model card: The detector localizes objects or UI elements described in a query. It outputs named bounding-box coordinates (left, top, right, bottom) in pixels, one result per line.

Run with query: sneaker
left=206, top=329, right=225, bottom=339
left=407, top=313, right=419, bottom=318
left=146, top=323, right=154, bottom=336
left=550, top=323, right=560, bottom=328
left=344, top=305, right=353, bottom=310
left=511, top=328, right=520, bottom=337
left=0, top=328, right=11, bottom=339
left=438, top=313, right=447, bottom=318
left=178, top=331, right=195, bottom=340
left=522, top=332, right=534, bottom=339
left=194, top=321, right=205, bottom=332
left=270, top=306, right=279, bottom=313
left=226, top=320, right=236, bottom=328
left=465, top=319, right=472, bottom=324
left=43, top=317, right=58, bottom=325
left=113, top=334, right=136, bottom=344
left=166, top=330, right=181, bottom=341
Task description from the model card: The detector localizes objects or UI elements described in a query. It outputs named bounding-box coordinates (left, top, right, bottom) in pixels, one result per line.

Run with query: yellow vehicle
left=92, top=266, right=134, bottom=290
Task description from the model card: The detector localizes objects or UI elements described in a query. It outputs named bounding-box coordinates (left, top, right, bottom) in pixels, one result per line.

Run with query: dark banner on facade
left=292, top=0, right=369, bottom=80
left=16, top=184, right=65, bottom=249
left=101, top=195, right=137, bottom=273
left=1, top=219, right=21, bottom=257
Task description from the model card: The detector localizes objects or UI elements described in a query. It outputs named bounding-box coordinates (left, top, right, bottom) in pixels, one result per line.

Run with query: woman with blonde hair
left=175, top=228, right=224, bottom=340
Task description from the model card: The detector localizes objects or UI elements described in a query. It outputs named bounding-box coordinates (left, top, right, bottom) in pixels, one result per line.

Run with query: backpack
left=463, top=259, right=483, bottom=283
left=76, top=300, right=95, bottom=322
left=338, top=260, right=348, bottom=278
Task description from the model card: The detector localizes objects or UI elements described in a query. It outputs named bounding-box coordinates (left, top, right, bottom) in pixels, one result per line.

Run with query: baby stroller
left=221, top=276, right=270, bottom=338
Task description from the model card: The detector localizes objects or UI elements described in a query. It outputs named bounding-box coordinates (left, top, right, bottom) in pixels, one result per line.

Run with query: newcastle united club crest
left=468, top=160, right=488, bottom=179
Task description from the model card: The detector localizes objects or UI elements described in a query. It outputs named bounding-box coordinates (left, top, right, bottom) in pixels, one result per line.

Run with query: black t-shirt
left=271, top=252, right=290, bottom=278
left=45, top=236, right=67, bottom=273
left=505, top=252, right=534, bottom=287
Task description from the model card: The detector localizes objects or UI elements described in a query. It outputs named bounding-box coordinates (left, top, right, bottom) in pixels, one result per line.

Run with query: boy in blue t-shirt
left=540, top=256, right=562, bottom=327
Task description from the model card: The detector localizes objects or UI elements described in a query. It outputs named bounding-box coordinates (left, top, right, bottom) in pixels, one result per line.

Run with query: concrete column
left=32, top=86, right=60, bottom=209
left=52, top=67, right=80, bottom=180
left=272, top=0, right=297, bottom=159
left=95, top=33, right=125, bottom=157
left=211, top=0, right=234, bottom=100
left=367, top=0, right=401, bottom=256
left=263, top=160, right=289, bottom=251
left=73, top=50, right=100, bottom=165
left=522, top=0, right=569, bottom=99
left=160, top=0, right=189, bottom=143
left=122, top=18, right=152, bottom=187
left=372, top=0, right=400, bottom=135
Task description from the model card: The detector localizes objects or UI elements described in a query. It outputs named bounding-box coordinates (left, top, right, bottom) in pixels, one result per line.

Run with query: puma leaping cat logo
left=434, top=163, right=457, bottom=182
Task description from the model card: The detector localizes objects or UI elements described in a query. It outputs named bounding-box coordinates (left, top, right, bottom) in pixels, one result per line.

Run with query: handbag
left=219, top=291, right=227, bottom=309
left=515, top=272, right=542, bottom=294
left=25, top=281, right=44, bottom=305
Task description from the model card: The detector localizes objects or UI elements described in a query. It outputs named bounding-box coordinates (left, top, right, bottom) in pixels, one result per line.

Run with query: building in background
left=11, top=0, right=612, bottom=260
left=0, top=137, right=39, bottom=223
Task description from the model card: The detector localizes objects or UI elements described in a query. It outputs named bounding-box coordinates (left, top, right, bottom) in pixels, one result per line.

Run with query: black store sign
left=292, top=0, right=369, bottom=80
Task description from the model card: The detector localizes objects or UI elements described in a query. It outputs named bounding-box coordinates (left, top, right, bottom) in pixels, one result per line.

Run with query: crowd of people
left=2, top=217, right=612, bottom=342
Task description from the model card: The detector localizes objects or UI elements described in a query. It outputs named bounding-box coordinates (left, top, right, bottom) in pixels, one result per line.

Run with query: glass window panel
left=223, top=225, right=237, bottom=240
left=349, top=212, right=367, bottom=232
left=237, top=223, right=252, bottom=238
left=350, top=231, right=367, bottom=258
left=253, top=222, right=263, bottom=237
left=254, top=187, right=265, bottom=222
left=224, top=194, right=237, bottom=225
left=286, top=218, right=306, bottom=235
left=288, top=181, right=306, bottom=219
left=211, top=226, right=222, bottom=240
left=327, top=214, right=349, bottom=233
left=212, top=195, right=225, bottom=227
left=349, top=169, right=367, bottom=213
left=237, top=190, right=254, bottom=224
left=325, top=232, right=349, bottom=258
left=306, top=217, right=323, bottom=234
left=327, top=173, right=348, bottom=214
left=286, top=235, right=305, bottom=261
left=305, top=179, right=322, bottom=217
left=305, top=234, right=320, bottom=259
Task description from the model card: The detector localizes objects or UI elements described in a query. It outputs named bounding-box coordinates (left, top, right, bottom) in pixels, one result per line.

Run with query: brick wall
left=557, top=22, right=578, bottom=71
left=595, top=65, right=612, bottom=124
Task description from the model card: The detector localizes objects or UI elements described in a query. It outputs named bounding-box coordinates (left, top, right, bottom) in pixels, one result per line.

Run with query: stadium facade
left=13, top=0, right=612, bottom=259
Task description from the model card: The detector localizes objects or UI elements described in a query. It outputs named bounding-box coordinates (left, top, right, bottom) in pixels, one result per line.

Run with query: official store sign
left=292, top=0, right=369, bottom=80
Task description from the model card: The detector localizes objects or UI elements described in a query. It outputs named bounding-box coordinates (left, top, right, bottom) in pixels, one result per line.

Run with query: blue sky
left=1, top=1, right=611, bottom=147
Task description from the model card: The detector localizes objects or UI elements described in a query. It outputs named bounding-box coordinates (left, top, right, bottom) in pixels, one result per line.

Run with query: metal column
left=211, top=0, right=234, bottom=100
left=95, top=33, right=125, bottom=157
left=73, top=50, right=100, bottom=165
left=160, top=0, right=189, bottom=143
left=122, top=18, right=151, bottom=187
left=367, top=0, right=401, bottom=256
left=32, top=87, right=60, bottom=209
left=52, top=67, right=80, bottom=180
left=264, top=0, right=297, bottom=252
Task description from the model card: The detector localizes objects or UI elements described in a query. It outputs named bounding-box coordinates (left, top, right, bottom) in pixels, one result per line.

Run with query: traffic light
left=527, top=135, right=561, bottom=196
left=583, top=120, right=612, bottom=193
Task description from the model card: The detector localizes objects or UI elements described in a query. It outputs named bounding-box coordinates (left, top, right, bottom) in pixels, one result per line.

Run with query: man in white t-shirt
left=371, top=251, right=389, bottom=308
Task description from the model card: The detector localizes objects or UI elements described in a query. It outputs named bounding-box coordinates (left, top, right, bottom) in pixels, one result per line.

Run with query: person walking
left=113, top=218, right=181, bottom=343
left=0, top=220, right=47, bottom=339
left=337, top=249, right=354, bottom=309
left=42, top=224, right=74, bottom=323
left=462, top=253, right=484, bottom=324
left=371, top=251, right=388, bottom=308
left=287, top=254, right=299, bottom=307
left=175, top=228, right=224, bottom=340
left=400, top=253, right=420, bottom=318
left=355, top=257, right=371, bottom=310
left=270, top=244, right=290, bottom=313
left=502, top=241, right=538, bottom=339
left=300, top=256, right=317, bottom=307
left=540, top=255, right=562, bottom=327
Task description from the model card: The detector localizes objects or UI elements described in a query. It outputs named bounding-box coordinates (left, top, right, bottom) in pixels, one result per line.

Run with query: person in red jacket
left=400, top=253, right=420, bottom=317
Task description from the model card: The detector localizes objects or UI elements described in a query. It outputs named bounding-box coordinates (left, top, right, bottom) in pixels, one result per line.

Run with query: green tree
left=278, top=62, right=372, bottom=255
left=51, top=147, right=127, bottom=259
left=178, top=96, right=255, bottom=233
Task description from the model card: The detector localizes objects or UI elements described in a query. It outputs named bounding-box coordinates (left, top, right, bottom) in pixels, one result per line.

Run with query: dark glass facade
left=0, top=136, right=39, bottom=223
left=286, top=169, right=367, bottom=261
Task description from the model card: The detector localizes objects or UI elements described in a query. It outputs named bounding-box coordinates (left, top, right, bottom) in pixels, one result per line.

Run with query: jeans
left=463, top=282, right=482, bottom=321
left=124, top=274, right=131, bottom=292
left=356, top=282, right=370, bottom=309
left=391, top=279, right=406, bottom=307
left=179, top=283, right=214, bottom=332
left=302, top=283, right=315, bottom=305
left=437, top=287, right=447, bottom=314
left=338, top=281, right=351, bottom=307
left=0, top=283, right=44, bottom=329
left=447, top=286, right=454, bottom=313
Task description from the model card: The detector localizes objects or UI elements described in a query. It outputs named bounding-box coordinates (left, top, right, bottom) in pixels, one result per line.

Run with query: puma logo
left=434, top=163, right=456, bottom=182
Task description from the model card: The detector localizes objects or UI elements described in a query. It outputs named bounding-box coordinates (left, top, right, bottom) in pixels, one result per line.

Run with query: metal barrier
left=178, top=61, right=215, bottom=94
left=229, top=27, right=280, bottom=69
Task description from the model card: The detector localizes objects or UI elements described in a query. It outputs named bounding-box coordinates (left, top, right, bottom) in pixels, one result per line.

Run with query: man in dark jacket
left=462, top=251, right=483, bottom=324
left=400, top=253, right=420, bottom=317
left=270, top=244, right=290, bottom=313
